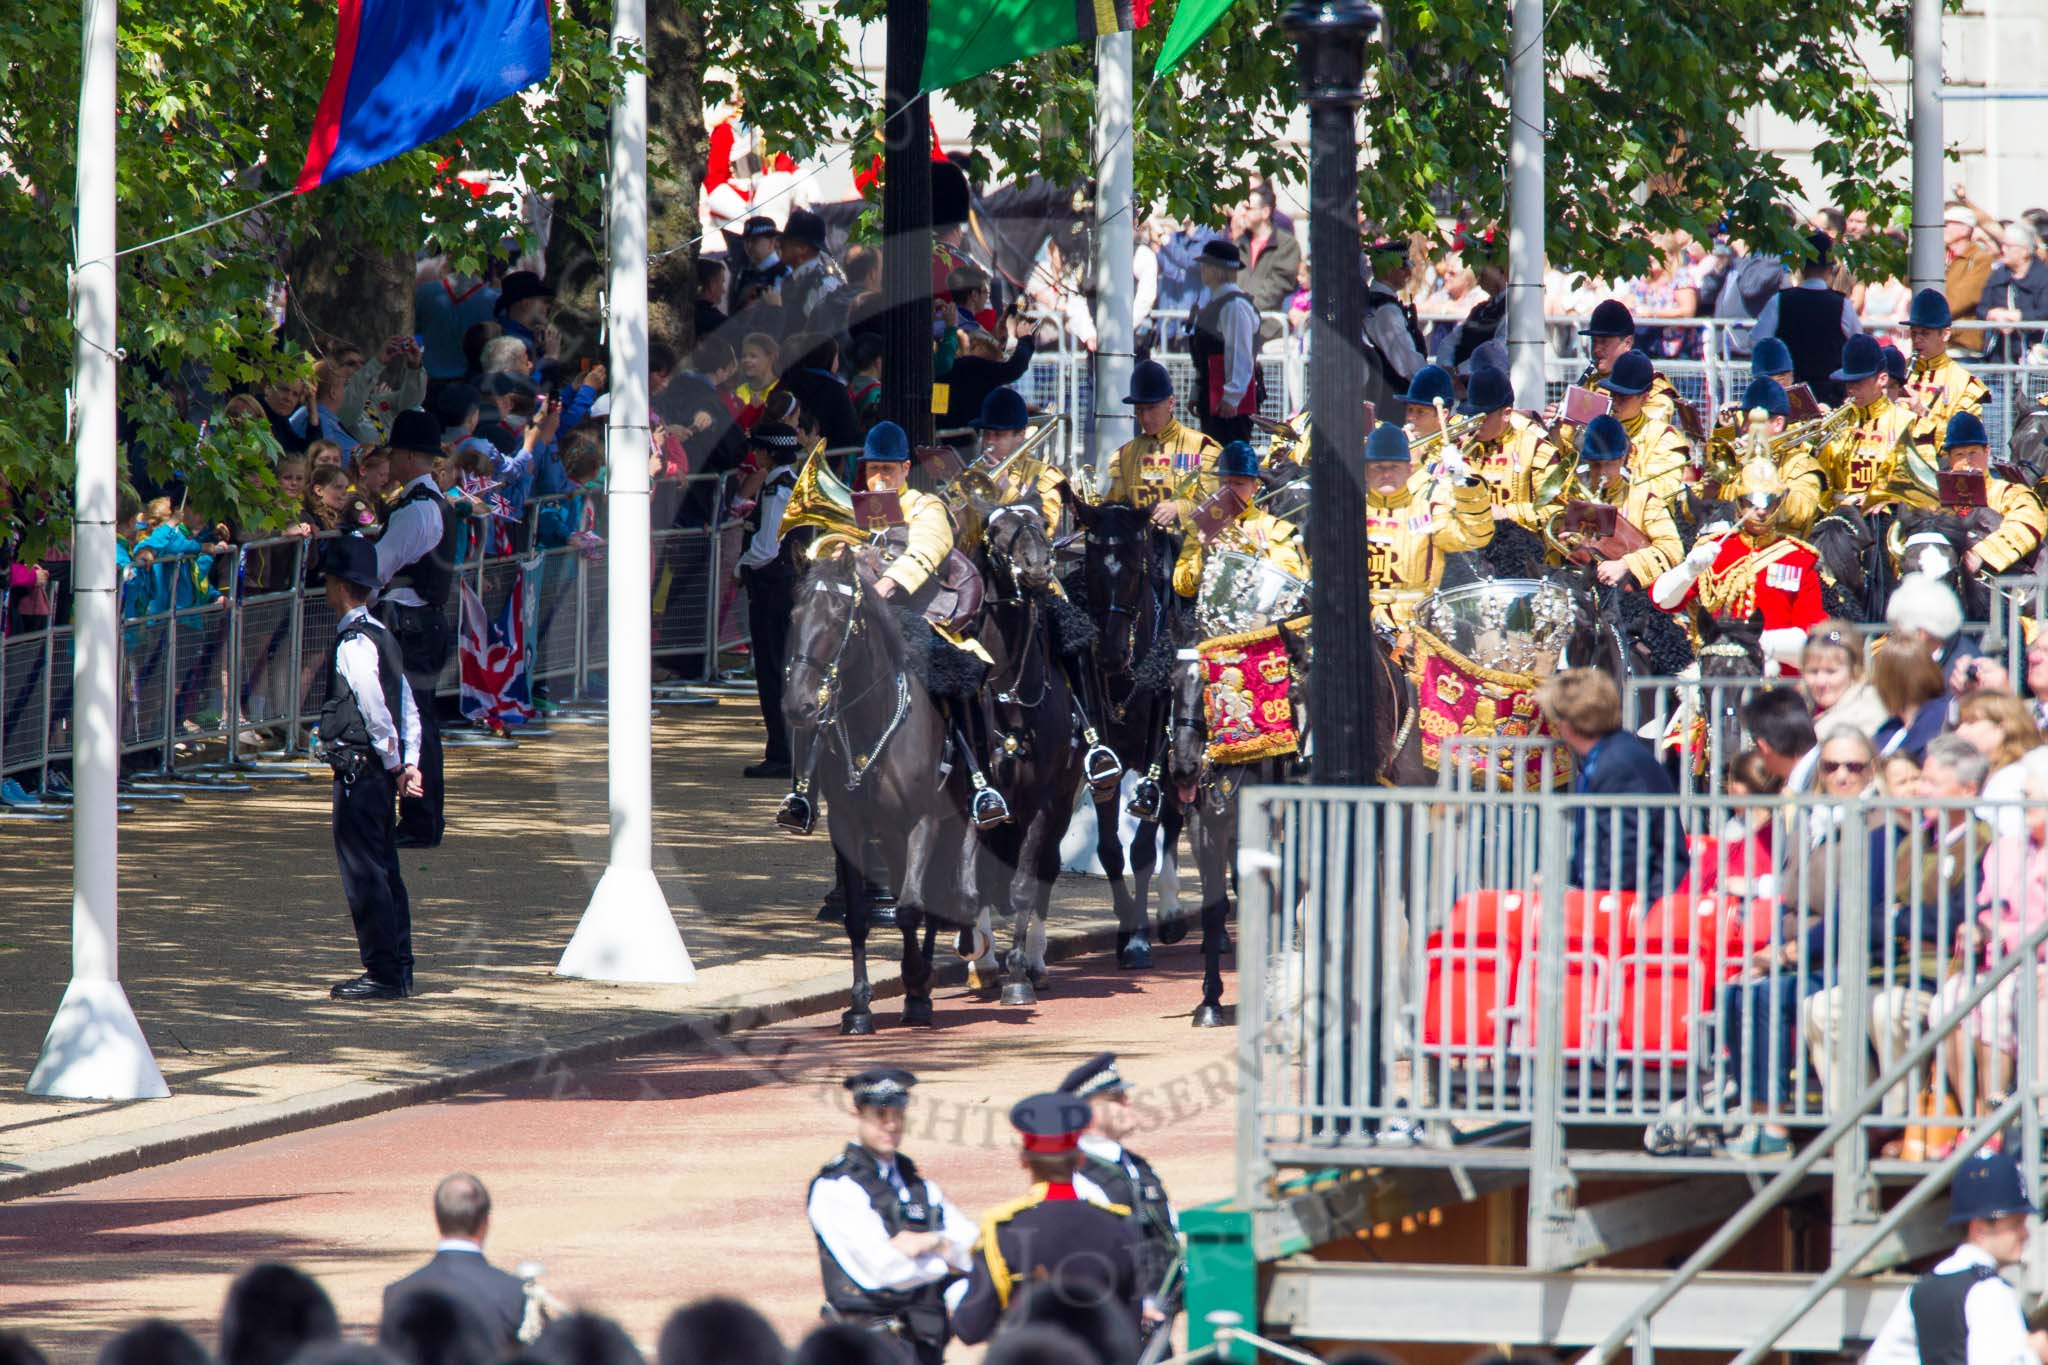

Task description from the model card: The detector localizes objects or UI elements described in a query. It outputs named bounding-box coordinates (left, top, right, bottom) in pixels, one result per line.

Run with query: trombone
left=952, top=413, right=1063, bottom=514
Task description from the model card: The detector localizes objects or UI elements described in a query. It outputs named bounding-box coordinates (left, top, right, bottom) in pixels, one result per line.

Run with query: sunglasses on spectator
left=1822, top=759, right=1871, bottom=776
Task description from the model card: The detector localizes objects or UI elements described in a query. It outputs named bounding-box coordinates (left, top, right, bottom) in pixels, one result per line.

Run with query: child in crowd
left=137, top=498, right=232, bottom=616
left=845, top=333, right=885, bottom=429
left=307, top=439, right=344, bottom=472
left=352, top=446, right=394, bottom=512
left=735, top=333, right=780, bottom=430
left=243, top=456, right=318, bottom=594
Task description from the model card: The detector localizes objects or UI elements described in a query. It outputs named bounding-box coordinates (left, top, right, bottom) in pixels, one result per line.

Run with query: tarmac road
left=1, top=943, right=1240, bottom=1363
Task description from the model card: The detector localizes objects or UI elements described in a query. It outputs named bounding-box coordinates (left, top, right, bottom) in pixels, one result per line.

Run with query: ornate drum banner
left=1408, top=580, right=1578, bottom=790
left=1198, top=624, right=1300, bottom=765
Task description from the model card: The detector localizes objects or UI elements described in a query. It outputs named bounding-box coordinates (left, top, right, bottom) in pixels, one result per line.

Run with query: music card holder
left=853, top=489, right=907, bottom=530
left=915, top=445, right=965, bottom=486
left=1560, top=386, right=1612, bottom=426
left=1938, top=470, right=1990, bottom=509
left=1190, top=484, right=1249, bottom=543
left=1558, top=501, right=1618, bottom=539
left=1785, top=383, right=1823, bottom=423
left=1676, top=400, right=1707, bottom=443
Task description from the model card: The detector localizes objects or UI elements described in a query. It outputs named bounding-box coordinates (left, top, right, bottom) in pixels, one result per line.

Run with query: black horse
left=784, top=544, right=974, bottom=1034
left=1073, top=500, right=1186, bottom=969
left=1166, top=624, right=1310, bottom=1028
left=964, top=502, right=1092, bottom=1006
left=1809, top=503, right=1887, bottom=623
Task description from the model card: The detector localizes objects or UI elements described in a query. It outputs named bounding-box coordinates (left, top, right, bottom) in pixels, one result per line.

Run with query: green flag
left=1155, top=0, right=1236, bottom=72
left=923, top=0, right=1151, bottom=91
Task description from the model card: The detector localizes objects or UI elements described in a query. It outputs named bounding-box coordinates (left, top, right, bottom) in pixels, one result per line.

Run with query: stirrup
left=1082, top=734, right=1123, bottom=793
left=1127, top=772, right=1164, bottom=822
left=775, top=791, right=816, bottom=835
left=969, top=774, right=1012, bottom=830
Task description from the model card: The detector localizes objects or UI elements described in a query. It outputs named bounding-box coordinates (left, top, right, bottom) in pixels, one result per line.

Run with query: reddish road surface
left=1, top=944, right=1238, bottom=1362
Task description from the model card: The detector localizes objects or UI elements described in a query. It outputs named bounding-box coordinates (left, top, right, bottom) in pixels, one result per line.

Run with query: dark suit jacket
left=1568, top=732, right=1689, bottom=898
left=383, top=1248, right=526, bottom=1346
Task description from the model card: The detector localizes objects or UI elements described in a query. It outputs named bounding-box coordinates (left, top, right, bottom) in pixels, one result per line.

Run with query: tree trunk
left=285, top=228, right=413, bottom=357
left=547, top=3, right=708, bottom=365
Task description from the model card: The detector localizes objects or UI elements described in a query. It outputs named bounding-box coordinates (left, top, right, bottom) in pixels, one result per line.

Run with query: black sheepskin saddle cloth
left=889, top=606, right=989, bottom=699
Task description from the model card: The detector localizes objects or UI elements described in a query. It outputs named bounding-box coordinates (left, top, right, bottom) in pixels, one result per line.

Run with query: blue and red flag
left=297, top=0, right=552, bottom=194
left=458, top=571, right=537, bottom=726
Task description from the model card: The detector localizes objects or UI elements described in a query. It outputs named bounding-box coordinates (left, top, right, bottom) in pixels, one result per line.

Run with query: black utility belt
left=322, top=746, right=392, bottom=782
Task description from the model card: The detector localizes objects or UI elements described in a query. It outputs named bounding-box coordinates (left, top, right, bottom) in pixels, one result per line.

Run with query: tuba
left=778, top=441, right=862, bottom=543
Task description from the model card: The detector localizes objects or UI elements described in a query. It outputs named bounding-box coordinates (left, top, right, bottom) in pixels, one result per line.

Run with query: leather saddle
left=868, top=528, right=985, bottom=635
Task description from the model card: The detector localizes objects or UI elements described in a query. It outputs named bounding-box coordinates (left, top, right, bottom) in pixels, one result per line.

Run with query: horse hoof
left=816, top=900, right=844, bottom=924
left=869, top=900, right=899, bottom=930
left=902, top=998, right=935, bottom=1028
left=955, top=926, right=992, bottom=962
left=840, top=1010, right=877, bottom=1036
left=1157, top=914, right=1190, bottom=946
left=1119, top=939, right=1153, bottom=971
left=1191, top=1004, right=1227, bottom=1029
left=1000, top=982, right=1037, bottom=1007
left=1028, top=967, right=1050, bottom=991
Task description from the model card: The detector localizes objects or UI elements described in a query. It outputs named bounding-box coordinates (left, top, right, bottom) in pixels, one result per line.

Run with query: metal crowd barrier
left=0, top=472, right=744, bottom=793
left=1237, top=781, right=2048, bottom=1193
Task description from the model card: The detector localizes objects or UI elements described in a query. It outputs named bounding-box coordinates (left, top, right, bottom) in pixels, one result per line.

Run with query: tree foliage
left=796, top=0, right=1917, bottom=286
left=0, top=0, right=1925, bottom=552
left=0, top=1, right=625, bottom=551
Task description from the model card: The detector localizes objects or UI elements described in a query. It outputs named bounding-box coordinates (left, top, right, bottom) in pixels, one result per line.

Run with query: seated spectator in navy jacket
left=1538, top=668, right=1689, bottom=897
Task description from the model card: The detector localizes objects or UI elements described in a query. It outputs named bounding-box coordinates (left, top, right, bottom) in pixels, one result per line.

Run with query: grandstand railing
left=1235, top=781, right=2048, bottom=1198
left=0, top=473, right=744, bottom=791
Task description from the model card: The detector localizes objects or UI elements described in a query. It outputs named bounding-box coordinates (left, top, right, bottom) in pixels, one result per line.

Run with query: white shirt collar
left=402, top=473, right=438, bottom=495
left=1942, top=1242, right=1999, bottom=1272
left=339, top=605, right=373, bottom=629
left=436, top=1238, right=484, bottom=1255
left=1798, top=276, right=1832, bottom=290
left=1078, top=1133, right=1123, bottom=1162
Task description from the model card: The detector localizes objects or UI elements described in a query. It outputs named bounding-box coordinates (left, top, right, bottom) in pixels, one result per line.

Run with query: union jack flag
left=458, top=570, right=536, bottom=725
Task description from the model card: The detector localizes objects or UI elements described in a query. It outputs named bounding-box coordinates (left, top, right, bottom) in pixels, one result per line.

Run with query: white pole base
left=27, top=978, right=171, bottom=1100
left=556, top=866, right=697, bottom=984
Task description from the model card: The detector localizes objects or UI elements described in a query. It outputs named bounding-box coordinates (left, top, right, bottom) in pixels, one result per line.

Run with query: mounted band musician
left=776, top=420, right=1011, bottom=838
left=961, top=387, right=1120, bottom=793
left=1653, top=432, right=1828, bottom=678
left=1361, top=420, right=1494, bottom=633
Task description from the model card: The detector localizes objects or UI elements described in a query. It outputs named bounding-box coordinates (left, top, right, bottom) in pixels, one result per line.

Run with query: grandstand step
left=1263, top=1261, right=1904, bottom=1353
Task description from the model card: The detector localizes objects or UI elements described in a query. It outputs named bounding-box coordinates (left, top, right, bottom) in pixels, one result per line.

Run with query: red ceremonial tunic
left=1670, top=534, right=1827, bottom=675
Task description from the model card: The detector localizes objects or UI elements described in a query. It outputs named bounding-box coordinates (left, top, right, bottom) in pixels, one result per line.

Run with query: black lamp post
left=881, top=0, right=935, bottom=445
left=1283, top=0, right=1380, bottom=788
left=1284, top=0, right=1381, bottom=1132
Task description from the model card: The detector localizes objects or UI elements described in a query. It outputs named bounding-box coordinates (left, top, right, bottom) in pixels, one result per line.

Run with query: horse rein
left=789, top=572, right=912, bottom=789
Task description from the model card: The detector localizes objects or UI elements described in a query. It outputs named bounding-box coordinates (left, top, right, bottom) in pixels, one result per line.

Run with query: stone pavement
left=0, top=704, right=1187, bottom=1198
left=0, top=943, right=1238, bottom=1362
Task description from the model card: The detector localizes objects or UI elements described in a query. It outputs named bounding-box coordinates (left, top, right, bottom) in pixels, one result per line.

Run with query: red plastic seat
left=1446, top=889, right=1533, bottom=949
left=1613, top=894, right=1715, bottom=1065
left=1421, top=945, right=1518, bottom=1054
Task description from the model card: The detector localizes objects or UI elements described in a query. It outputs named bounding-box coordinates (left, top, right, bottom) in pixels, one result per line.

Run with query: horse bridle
left=1084, top=528, right=1164, bottom=734
left=982, top=508, right=1051, bottom=713
left=788, top=570, right=912, bottom=789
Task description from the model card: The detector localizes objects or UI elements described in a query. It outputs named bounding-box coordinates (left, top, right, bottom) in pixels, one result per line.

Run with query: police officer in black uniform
left=1865, top=1150, right=2038, bottom=1365
left=318, top=536, right=422, bottom=1001
left=806, top=1068, right=976, bottom=1365
left=374, top=408, right=461, bottom=848
left=1059, top=1054, right=1182, bottom=1328
left=952, top=1093, right=1144, bottom=1351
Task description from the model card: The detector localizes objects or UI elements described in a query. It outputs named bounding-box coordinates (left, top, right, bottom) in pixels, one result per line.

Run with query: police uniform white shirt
left=335, top=606, right=422, bottom=771
left=374, top=473, right=447, bottom=608
left=1863, top=1244, right=2033, bottom=1365
left=806, top=1154, right=977, bottom=1303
